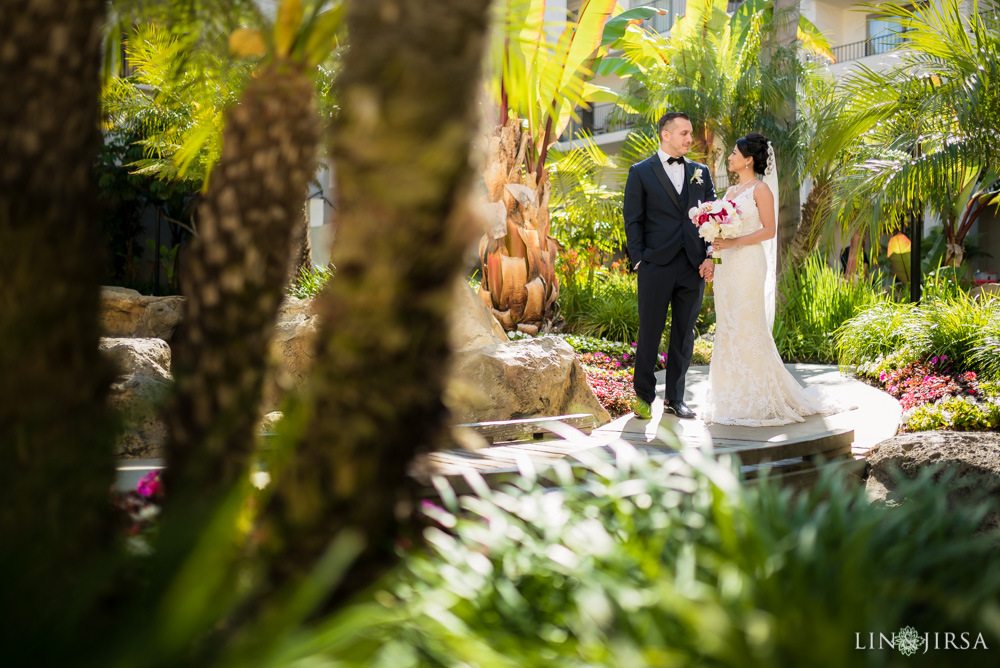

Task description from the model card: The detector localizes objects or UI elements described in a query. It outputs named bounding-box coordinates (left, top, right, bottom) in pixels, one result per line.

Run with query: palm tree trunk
left=257, top=0, right=492, bottom=606
left=771, top=0, right=801, bottom=274
left=0, top=0, right=116, bottom=659
left=163, top=64, right=319, bottom=507
left=786, top=178, right=832, bottom=269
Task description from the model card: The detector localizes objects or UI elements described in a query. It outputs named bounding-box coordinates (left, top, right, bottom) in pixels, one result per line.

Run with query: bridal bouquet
left=688, top=199, right=743, bottom=264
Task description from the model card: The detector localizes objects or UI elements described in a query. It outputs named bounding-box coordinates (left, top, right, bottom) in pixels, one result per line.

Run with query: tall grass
left=775, top=254, right=887, bottom=363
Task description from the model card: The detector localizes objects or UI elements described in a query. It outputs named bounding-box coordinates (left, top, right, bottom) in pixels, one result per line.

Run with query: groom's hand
left=699, top=259, right=714, bottom=281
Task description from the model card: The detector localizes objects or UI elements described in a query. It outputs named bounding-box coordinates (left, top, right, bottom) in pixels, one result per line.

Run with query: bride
left=704, top=132, right=832, bottom=426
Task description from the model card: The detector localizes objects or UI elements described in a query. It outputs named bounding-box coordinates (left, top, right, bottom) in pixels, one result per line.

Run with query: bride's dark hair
left=735, top=132, right=770, bottom=176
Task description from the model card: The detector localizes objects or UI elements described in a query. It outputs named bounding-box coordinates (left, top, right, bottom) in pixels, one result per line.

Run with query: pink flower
left=136, top=471, right=162, bottom=498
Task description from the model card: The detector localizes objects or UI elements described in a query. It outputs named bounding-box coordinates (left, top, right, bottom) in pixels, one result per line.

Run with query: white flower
left=691, top=168, right=704, bottom=185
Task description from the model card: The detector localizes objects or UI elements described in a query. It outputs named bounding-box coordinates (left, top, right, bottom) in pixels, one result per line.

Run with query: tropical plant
left=477, top=0, right=643, bottom=334
left=818, top=0, right=1000, bottom=269
left=548, top=135, right=627, bottom=257
left=285, top=445, right=1000, bottom=667
left=2, top=0, right=493, bottom=665
left=614, top=0, right=831, bottom=217
left=774, top=253, right=887, bottom=363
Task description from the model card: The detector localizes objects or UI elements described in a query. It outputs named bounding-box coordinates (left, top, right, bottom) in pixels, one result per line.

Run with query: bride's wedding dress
left=703, top=187, right=833, bottom=426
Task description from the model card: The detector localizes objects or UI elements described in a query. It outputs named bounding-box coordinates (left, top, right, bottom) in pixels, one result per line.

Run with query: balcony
left=561, top=101, right=641, bottom=140
left=808, top=32, right=908, bottom=65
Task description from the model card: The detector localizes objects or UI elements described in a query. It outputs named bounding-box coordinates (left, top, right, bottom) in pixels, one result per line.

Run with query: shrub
left=296, top=446, right=1000, bottom=667
left=573, top=270, right=641, bottom=343
left=776, top=254, right=886, bottom=363
left=835, top=301, right=919, bottom=367
left=910, top=295, right=1000, bottom=374
left=905, top=395, right=1000, bottom=432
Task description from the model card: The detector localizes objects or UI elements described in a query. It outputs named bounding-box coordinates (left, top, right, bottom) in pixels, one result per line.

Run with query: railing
left=809, top=32, right=908, bottom=64
left=559, top=101, right=642, bottom=142
left=643, top=0, right=686, bottom=35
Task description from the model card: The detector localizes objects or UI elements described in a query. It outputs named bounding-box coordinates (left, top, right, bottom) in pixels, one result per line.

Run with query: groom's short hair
left=658, top=111, right=690, bottom=134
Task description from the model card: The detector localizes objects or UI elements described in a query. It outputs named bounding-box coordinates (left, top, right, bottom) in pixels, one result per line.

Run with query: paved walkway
left=115, top=364, right=901, bottom=492
left=594, top=363, right=901, bottom=457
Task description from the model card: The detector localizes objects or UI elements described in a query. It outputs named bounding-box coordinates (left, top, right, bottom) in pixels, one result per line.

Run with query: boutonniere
left=691, top=168, right=704, bottom=185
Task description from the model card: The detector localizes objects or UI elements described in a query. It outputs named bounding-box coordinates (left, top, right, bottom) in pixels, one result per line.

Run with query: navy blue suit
left=623, top=155, right=716, bottom=404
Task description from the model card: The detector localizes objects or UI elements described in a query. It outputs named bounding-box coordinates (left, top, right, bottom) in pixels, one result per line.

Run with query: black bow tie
left=665, top=156, right=683, bottom=165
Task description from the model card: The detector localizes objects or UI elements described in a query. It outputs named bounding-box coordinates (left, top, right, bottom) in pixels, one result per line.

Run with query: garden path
left=608, top=363, right=901, bottom=458
left=114, top=364, right=901, bottom=493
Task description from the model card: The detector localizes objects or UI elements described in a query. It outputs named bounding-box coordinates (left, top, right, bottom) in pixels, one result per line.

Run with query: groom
left=623, top=111, right=716, bottom=420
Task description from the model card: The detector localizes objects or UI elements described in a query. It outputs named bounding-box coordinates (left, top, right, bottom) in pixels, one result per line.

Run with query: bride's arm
left=713, top=184, right=775, bottom=250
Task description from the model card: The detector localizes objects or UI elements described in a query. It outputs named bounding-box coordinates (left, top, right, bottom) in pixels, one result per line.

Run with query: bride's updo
left=735, top=132, right=770, bottom=176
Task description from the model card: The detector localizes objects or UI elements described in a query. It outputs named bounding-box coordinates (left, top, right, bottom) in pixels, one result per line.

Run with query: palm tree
left=476, top=0, right=627, bottom=333
left=257, top=0, right=493, bottom=608
left=822, top=0, right=1000, bottom=269
left=0, top=1, right=118, bottom=662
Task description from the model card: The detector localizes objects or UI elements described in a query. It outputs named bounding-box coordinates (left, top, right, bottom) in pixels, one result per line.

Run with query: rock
left=447, top=336, right=611, bottom=426
left=450, top=279, right=508, bottom=352
left=99, top=286, right=184, bottom=341
left=866, top=431, right=1000, bottom=528
left=262, top=297, right=321, bottom=412
left=99, top=337, right=171, bottom=379
left=99, top=337, right=173, bottom=458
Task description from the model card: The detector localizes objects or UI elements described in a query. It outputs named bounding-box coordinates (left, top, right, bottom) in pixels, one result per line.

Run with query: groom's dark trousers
left=623, top=154, right=716, bottom=405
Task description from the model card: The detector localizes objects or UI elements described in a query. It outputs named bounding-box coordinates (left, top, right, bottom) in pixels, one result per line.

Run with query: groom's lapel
left=649, top=156, right=683, bottom=212
left=683, top=159, right=696, bottom=209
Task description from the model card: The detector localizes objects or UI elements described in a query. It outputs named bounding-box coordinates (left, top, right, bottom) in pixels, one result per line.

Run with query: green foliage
left=774, top=254, right=887, bottom=363
left=573, top=271, right=640, bottom=342
left=909, top=294, right=1000, bottom=373
left=837, top=289, right=1000, bottom=382
left=102, top=23, right=255, bottom=191
left=835, top=301, right=918, bottom=369
left=287, top=445, right=1000, bottom=667
left=548, top=137, right=626, bottom=256
left=287, top=263, right=335, bottom=299
left=817, top=0, right=1000, bottom=258
left=905, top=395, right=1000, bottom=432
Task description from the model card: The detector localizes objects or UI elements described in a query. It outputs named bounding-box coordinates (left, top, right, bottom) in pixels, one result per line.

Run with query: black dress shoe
left=664, top=400, right=696, bottom=420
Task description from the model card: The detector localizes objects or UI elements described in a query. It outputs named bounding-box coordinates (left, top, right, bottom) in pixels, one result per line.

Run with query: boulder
left=866, top=431, right=1000, bottom=528
left=99, top=337, right=173, bottom=458
left=262, top=297, right=320, bottom=412
left=449, top=280, right=508, bottom=352
left=447, top=336, right=611, bottom=425
left=99, top=286, right=184, bottom=341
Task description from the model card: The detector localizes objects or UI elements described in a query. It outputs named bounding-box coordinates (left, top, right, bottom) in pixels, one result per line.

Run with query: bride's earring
left=745, top=161, right=751, bottom=169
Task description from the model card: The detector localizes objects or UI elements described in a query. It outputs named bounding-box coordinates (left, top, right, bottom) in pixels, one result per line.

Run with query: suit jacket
left=622, top=154, right=717, bottom=270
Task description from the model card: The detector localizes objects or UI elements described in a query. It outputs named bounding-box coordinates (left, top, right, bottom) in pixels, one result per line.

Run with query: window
left=866, top=4, right=923, bottom=56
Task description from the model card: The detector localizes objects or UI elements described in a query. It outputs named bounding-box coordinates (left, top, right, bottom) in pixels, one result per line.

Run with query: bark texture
left=164, top=65, right=319, bottom=501
left=259, top=0, right=492, bottom=604
left=786, top=178, right=832, bottom=270
left=478, top=118, right=561, bottom=333
left=0, top=0, right=115, bottom=659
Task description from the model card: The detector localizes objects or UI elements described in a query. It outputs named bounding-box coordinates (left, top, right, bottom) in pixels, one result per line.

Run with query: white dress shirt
left=657, top=149, right=685, bottom=194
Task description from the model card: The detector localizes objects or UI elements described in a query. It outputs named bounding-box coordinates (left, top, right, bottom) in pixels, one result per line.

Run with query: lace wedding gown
left=703, top=187, right=832, bottom=426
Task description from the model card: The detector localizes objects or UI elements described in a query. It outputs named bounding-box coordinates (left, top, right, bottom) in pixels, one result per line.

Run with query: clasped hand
left=698, top=259, right=714, bottom=281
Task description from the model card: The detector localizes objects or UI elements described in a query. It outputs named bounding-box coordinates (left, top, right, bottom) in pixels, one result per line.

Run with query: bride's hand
left=712, top=238, right=736, bottom=251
